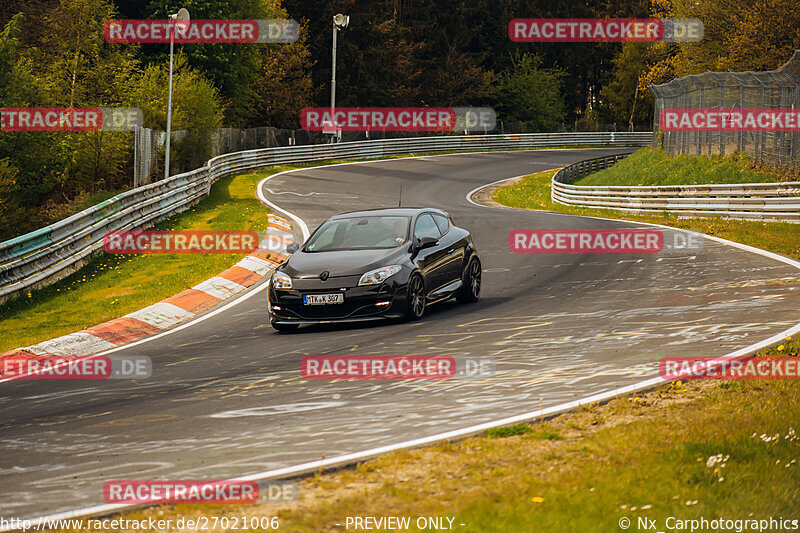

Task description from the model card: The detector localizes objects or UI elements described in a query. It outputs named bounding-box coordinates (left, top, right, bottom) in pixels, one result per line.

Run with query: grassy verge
left=573, top=147, right=797, bottom=186
left=0, top=168, right=282, bottom=352
left=65, top=339, right=799, bottom=533
left=491, top=167, right=800, bottom=260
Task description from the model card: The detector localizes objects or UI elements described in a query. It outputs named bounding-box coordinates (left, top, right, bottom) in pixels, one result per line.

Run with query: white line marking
left=264, top=188, right=360, bottom=199
left=256, top=170, right=311, bottom=241
left=23, top=332, right=117, bottom=357
left=192, top=276, right=248, bottom=300
left=235, top=255, right=274, bottom=276
left=465, top=174, right=532, bottom=208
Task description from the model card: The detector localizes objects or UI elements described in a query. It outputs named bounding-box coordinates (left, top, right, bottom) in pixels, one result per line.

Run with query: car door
left=412, top=213, right=448, bottom=292
left=431, top=213, right=464, bottom=285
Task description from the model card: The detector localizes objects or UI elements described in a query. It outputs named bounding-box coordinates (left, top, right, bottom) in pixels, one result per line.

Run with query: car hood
left=283, top=247, right=409, bottom=278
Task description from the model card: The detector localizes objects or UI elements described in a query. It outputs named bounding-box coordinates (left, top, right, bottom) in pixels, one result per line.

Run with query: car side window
left=432, top=214, right=450, bottom=235
left=414, top=214, right=441, bottom=241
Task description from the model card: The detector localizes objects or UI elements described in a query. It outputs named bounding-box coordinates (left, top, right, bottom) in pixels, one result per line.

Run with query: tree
left=0, top=158, right=24, bottom=240
left=598, top=43, right=655, bottom=129
left=0, top=0, right=58, bottom=47
left=495, top=52, right=565, bottom=131
left=141, top=0, right=290, bottom=126
left=642, top=0, right=800, bottom=83
left=37, top=0, right=139, bottom=107
left=719, top=0, right=800, bottom=71
left=30, top=0, right=141, bottom=196
left=249, top=21, right=315, bottom=128
left=129, top=57, right=224, bottom=174
left=0, top=13, right=67, bottom=237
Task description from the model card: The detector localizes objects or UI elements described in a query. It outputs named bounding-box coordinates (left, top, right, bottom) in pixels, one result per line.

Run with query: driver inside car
left=393, top=219, right=407, bottom=244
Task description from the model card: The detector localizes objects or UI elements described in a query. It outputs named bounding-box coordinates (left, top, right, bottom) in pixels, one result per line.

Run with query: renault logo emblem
left=319, top=271, right=330, bottom=281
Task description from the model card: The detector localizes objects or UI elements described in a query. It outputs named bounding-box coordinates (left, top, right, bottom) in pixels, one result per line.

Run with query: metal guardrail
left=551, top=154, right=800, bottom=223
left=0, top=132, right=650, bottom=303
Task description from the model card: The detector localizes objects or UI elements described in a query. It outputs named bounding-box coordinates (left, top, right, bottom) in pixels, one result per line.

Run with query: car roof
left=328, top=207, right=448, bottom=220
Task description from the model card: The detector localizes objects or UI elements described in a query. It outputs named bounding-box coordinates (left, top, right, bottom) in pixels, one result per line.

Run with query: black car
left=267, top=208, right=481, bottom=331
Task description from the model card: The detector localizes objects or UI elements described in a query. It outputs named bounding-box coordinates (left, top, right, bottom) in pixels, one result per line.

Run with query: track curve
left=2, top=148, right=800, bottom=520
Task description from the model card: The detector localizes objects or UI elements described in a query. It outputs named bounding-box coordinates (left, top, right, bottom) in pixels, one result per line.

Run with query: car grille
left=292, top=275, right=360, bottom=290
left=274, top=283, right=396, bottom=320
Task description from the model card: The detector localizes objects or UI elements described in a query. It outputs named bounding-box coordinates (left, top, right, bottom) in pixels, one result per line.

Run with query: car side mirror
left=286, top=242, right=299, bottom=254
left=415, top=236, right=438, bottom=250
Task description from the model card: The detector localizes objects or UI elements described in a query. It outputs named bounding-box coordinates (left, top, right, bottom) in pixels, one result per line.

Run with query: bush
left=130, top=58, right=224, bottom=177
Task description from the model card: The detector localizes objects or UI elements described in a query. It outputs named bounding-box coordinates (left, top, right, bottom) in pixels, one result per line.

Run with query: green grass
left=485, top=424, right=534, bottom=438
left=573, top=147, right=795, bottom=187
left=485, top=425, right=566, bottom=441
left=492, top=163, right=800, bottom=261
left=529, top=430, right=565, bottom=441
left=0, top=167, right=285, bottom=352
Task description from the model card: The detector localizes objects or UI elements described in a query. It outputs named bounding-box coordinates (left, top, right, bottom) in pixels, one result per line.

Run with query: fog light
left=272, top=305, right=282, bottom=311
left=376, top=300, right=391, bottom=306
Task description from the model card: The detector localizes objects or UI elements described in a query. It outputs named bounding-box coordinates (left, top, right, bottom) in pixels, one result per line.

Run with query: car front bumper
left=268, top=275, right=408, bottom=324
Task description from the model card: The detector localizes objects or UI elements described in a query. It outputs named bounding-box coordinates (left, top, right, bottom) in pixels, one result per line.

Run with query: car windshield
left=304, top=216, right=411, bottom=252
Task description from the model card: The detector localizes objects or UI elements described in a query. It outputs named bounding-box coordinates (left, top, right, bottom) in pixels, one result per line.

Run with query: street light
left=165, top=7, right=189, bottom=179
left=329, top=13, right=349, bottom=143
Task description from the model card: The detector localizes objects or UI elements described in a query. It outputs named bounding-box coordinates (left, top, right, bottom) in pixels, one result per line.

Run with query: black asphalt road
left=2, top=149, right=799, bottom=519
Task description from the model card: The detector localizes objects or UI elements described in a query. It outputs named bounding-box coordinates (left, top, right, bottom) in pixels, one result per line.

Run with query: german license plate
left=303, top=293, right=344, bottom=305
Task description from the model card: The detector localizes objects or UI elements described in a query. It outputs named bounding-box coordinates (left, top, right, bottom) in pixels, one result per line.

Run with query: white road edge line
left=15, top=148, right=800, bottom=528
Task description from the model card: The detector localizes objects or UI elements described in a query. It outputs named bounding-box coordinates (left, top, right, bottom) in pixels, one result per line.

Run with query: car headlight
left=272, top=271, right=292, bottom=289
left=358, top=265, right=402, bottom=286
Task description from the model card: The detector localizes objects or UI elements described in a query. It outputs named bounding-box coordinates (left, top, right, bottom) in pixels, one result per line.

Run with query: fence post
left=719, top=84, right=725, bottom=155
left=133, top=125, right=140, bottom=189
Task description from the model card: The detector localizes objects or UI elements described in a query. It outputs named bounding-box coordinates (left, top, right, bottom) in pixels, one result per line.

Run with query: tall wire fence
left=649, top=50, right=800, bottom=170
left=134, top=126, right=326, bottom=186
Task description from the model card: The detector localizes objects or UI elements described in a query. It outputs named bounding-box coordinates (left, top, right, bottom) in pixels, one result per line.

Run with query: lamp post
left=165, top=8, right=189, bottom=179
left=330, top=13, right=349, bottom=143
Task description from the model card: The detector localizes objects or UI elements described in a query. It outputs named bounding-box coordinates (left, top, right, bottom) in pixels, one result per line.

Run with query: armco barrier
left=0, top=132, right=649, bottom=303
left=551, top=154, right=800, bottom=223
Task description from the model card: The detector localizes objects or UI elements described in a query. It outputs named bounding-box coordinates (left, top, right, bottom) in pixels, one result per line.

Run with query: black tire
left=456, top=257, right=481, bottom=304
left=271, top=321, right=299, bottom=332
left=404, top=274, right=426, bottom=320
